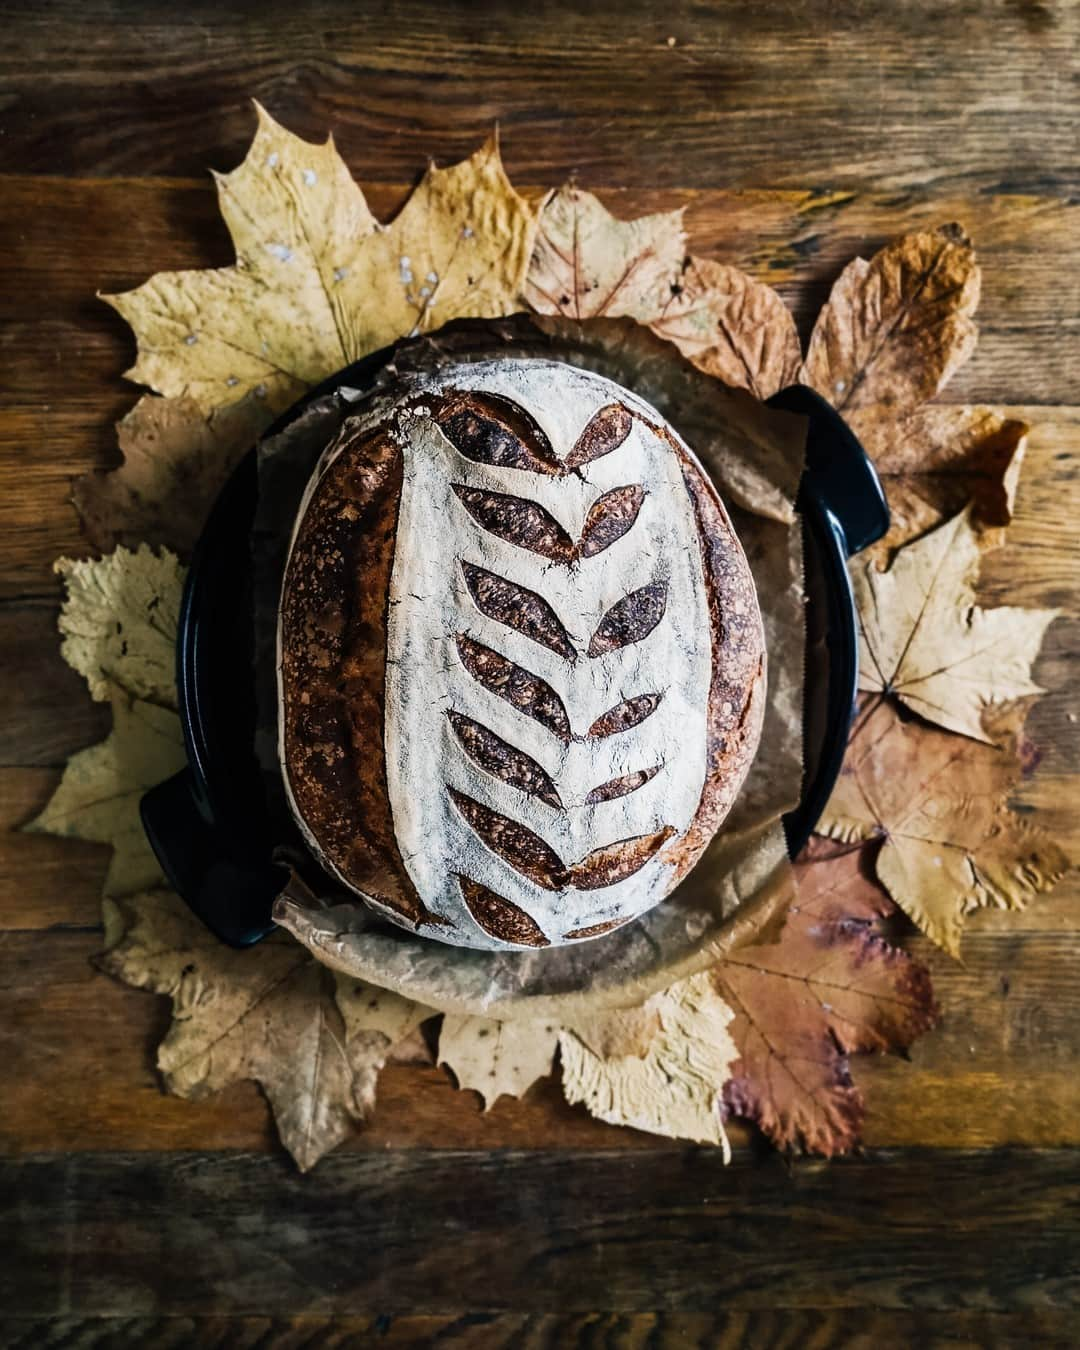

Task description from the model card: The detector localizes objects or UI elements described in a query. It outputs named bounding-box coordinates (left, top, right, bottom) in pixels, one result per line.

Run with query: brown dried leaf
left=855, top=508, right=1058, bottom=742
left=525, top=186, right=686, bottom=322
left=717, top=839, right=938, bottom=1155
left=73, top=395, right=271, bottom=557
left=853, top=405, right=1028, bottom=556
left=438, top=1014, right=560, bottom=1109
left=820, top=699, right=1070, bottom=955
left=103, top=105, right=535, bottom=415
left=25, top=691, right=186, bottom=897
left=801, top=224, right=980, bottom=418
left=55, top=545, right=184, bottom=709
left=651, top=256, right=802, bottom=399
left=101, top=891, right=431, bottom=1171
left=559, top=972, right=737, bottom=1153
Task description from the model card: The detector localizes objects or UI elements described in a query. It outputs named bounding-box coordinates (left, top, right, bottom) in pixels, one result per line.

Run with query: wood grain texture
left=2, top=0, right=1079, bottom=1331
left=5, top=1310, right=1079, bottom=1350
left=4, top=1149, right=1080, bottom=1316
left=1, top=0, right=1077, bottom=195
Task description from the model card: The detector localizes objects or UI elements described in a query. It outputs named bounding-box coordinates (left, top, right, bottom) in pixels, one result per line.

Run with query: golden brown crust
left=278, top=423, right=447, bottom=930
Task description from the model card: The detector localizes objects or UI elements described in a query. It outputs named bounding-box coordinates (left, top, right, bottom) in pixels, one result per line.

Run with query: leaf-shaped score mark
left=800, top=223, right=980, bottom=420
left=525, top=186, right=687, bottom=323
left=437, top=392, right=561, bottom=475
left=585, top=763, right=662, bottom=804
left=453, top=483, right=645, bottom=566
left=101, top=890, right=432, bottom=1171
left=588, top=582, right=668, bottom=657
left=449, top=790, right=675, bottom=891
left=103, top=106, right=536, bottom=416
left=564, top=404, right=633, bottom=470
left=455, top=635, right=571, bottom=742
left=820, top=699, right=1070, bottom=956
left=449, top=788, right=567, bottom=890
left=448, top=711, right=562, bottom=809
left=461, top=561, right=576, bottom=661
left=579, top=485, right=646, bottom=558
left=854, top=509, right=1058, bottom=742
left=457, top=875, right=551, bottom=947
left=716, top=838, right=938, bottom=1156
left=453, top=485, right=576, bottom=564
left=588, top=691, right=664, bottom=739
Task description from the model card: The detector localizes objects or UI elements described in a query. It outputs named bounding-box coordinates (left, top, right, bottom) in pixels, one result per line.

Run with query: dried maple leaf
left=55, top=545, right=184, bottom=709
left=73, top=394, right=271, bottom=557
left=651, top=256, right=802, bottom=399
left=437, top=1014, right=560, bottom=1109
left=25, top=690, right=186, bottom=897
left=855, top=508, right=1057, bottom=742
left=854, top=405, right=1028, bottom=555
left=717, top=838, right=937, bottom=1155
left=525, top=188, right=799, bottom=400
left=101, top=890, right=432, bottom=1171
left=821, top=699, right=1070, bottom=955
left=559, top=972, right=737, bottom=1155
left=525, top=185, right=686, bottom=322
left=103, top=104, right=535, bottom=415
left=801, top=224, right=980, bottom=418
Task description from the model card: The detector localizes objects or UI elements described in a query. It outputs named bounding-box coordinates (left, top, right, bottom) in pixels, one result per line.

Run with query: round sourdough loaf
left=278, top=358, right=766, bottom=951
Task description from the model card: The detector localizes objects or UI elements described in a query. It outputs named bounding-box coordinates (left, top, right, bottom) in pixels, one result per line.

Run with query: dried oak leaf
left=101, top=890, right=432, bottom=1171
left=559, top=971, right=737, bottom=1155
left=103, top=103, right=535, bottom=415
left=717, top=838, right=937, bottom=1155
left=820, top=699, right=1070, bottom=956
left=856, top=405, right=1028, bottom=556
left=55, top=545, right=184, bottom=709
left=651, top=256, right=802, bottom=399
left=855, top=508, right=1058, bottom=742
left=525, top=185, right=686, bottom=322
left=438, top=1014, right=560, bottom=1109
left=801, top=224, right=980, bottom=419
left=25, top=690, right=186, bottom=897
left=525, top=188, right=799, bottom=399
left=73, top=394, right=271, bottom=557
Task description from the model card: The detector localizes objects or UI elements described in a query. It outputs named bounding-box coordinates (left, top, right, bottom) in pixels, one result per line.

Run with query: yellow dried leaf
left=103, top=105, right=535, bottom=414
left=559, top=972, right=737, bottom=1154
left=73, top=394, right=271, bottom=557
left=801, top=224, right=980, bottom=418
left=855, top=509, right=1058, bottom=742
left=853, top=405, right=1028, bottom=556
left=525, top=185, right=686, bottom=322
left=438, top=1014, right=559, bottom=1109
left=651, top=256, right=801, bottom=399
left=56, top=545, right=184, bottom=709
left=101, top=891, right=431, bottom=1171
left=26, top=691, right=186, bottom=897
left=820, top=700, right=1069, bottom=955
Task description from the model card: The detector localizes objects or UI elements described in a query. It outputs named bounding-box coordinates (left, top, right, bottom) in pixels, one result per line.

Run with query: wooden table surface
left=2, top=2, right=1079, bottom=1344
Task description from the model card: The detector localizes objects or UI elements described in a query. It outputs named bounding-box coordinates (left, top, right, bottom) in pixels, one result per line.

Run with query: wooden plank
left=2, top=1309, right=1078, bottom=1349
left=2, top=923, right=1079, bottom=1154
left=2, top=177, right=1079, bottom=409
left=4, top=1148, right=1080, bottom=1316
left=0, top=1, right=1076, bottom=197
left=0, top=605, right=110, bottom=766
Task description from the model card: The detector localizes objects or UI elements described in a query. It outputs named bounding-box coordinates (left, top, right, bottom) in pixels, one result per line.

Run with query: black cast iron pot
left=141, top=332, right=888, bottom=947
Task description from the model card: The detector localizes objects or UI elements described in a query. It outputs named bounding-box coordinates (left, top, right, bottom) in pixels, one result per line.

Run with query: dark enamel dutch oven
left=141, top=333, right=888, bottom=947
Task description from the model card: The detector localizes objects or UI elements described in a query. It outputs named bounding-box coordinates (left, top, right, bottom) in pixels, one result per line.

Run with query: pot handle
left=768, top=385, right=889, bottom=855
left=140, top=769, right=280, bottom=947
